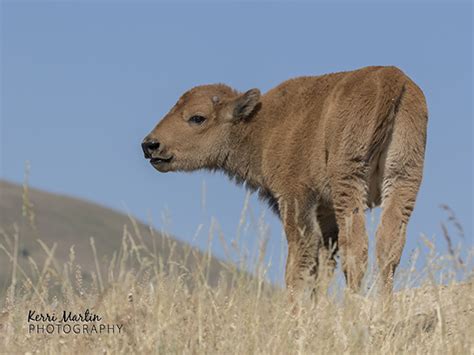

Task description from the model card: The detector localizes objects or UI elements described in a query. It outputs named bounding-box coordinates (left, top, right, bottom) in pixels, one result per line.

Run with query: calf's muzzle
left=141, top=138, right=160, bottom=159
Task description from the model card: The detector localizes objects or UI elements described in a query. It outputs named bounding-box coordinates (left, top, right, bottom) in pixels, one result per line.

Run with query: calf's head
left=142, top=84, right=260, bottom=172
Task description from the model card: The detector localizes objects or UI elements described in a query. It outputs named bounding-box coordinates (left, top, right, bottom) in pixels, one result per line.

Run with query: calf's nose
left=141, top=138, right=160, bottom=159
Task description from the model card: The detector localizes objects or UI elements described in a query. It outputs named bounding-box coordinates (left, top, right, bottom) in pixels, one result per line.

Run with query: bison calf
left=142, top=66, right=427, bottom=297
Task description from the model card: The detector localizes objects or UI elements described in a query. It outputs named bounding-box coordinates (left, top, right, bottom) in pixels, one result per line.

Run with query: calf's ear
left=225, top=89, right=261, bottom=122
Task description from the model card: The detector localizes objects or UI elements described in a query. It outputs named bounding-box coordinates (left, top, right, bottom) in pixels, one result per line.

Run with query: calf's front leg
left=279, top=197, right=321, bottom=303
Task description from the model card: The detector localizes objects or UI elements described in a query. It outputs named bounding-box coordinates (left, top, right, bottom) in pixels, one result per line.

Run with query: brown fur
left=142, top=66, right=428, bottom=297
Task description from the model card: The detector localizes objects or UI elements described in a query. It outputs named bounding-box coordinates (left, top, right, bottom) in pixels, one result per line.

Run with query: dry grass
left=0, top=186, right=472, bottom=354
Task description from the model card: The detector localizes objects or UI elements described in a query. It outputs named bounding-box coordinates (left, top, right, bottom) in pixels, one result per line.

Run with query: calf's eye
left=188, top=115, right=207, bottom=125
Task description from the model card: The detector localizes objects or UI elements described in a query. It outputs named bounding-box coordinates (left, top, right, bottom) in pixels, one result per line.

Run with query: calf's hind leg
left=330, top=172, right=369, bottom=292
left=376, top=177, right=421, bottom=293
left=376, top=167, right=423, bottom=294
left=376, top=99, right=426, bottom=294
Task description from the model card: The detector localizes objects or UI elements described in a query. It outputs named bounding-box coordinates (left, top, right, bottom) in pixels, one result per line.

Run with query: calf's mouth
left=150, top=156, right=173, bottom=165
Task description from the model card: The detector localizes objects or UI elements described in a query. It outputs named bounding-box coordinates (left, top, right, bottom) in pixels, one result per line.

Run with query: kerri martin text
left=27, top=309, right=123, bottom=335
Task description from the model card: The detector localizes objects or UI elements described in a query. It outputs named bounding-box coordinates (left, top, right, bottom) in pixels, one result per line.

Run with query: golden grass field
left=0, top=185, right=472, bottom=354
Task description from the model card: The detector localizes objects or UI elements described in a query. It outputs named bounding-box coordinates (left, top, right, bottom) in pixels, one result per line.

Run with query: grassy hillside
left=0, top=180, right=238, bottom=293
left=0, top=180, right=472, bottom=353
left=0, top=227, right=472, bottom=353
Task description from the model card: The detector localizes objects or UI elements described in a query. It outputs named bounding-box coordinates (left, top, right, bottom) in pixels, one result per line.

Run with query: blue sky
left=1, top=1, right=472, bottom=284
